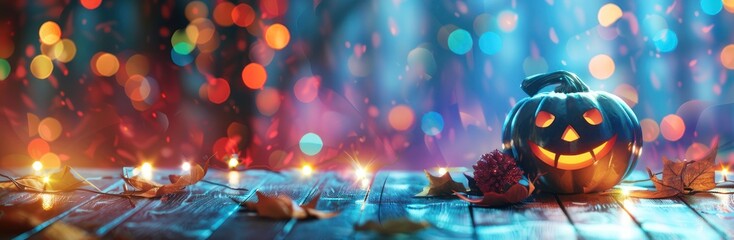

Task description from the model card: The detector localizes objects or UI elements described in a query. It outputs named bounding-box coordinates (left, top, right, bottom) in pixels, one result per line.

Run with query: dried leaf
left=241, top=191, right=338, bottom=220
left=463, top=173, right=483, bottom=196
left=122, top=160, right=209, bottom=198
left=629, top=142, right=718, bottom=198
left=354, top=218, right=430, bottom=235
left=414, top=170, right=466, bottom=197
left=456, top=182, right=534, bottom=207
left=0, top=166, right=92, bottom=192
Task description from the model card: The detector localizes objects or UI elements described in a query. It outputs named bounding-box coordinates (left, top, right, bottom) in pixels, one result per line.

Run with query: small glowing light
left=181, top=162, right=191, bottom=172
left=621, top=187, right=630, bottom=197
left=264, top=23, right=290, bottom=50
left=241, top=63, right=267, bottom=90
left=360, top=178, right=371, bottom=190
left=42, top=175, right=50, bottom=183
left=30, top=55, right=54, bottom=79
left=39, top=21, right=61, bottom=45
left=32, top=161, right=43, bottom=171
left=355, top=167, right=368, bottom=180
left=598, top=3, right=623, bottom=27
left=141, top=162, right=153, bottom=180
left=228, top=171, right=240, bottom=187
left=228, top=156, right=239, bottom=169
left=301, top=165, right=314, bottom=176
left=438, top=167, right=448, bottom=176
left=723, top=168, right=729, bottom=182
left=588, top=54, right=615, bottom=80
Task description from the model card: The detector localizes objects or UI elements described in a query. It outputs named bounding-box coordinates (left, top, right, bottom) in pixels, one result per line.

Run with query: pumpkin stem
left=521, top=70, right=590, bottom=96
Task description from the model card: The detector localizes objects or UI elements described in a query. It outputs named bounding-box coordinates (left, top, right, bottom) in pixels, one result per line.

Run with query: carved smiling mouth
left=528, top=135, right=617, bottom=170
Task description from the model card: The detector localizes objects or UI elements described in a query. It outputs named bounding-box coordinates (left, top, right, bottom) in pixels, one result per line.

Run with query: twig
left=200, top=180, right=249, bottom=191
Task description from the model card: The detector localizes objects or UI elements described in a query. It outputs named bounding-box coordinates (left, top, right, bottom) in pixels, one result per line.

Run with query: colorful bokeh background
left=1, top=0, right=734, bottom=173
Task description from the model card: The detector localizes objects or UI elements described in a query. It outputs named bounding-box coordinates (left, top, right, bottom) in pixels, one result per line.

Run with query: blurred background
left=1, top=0, right=733, bottom=173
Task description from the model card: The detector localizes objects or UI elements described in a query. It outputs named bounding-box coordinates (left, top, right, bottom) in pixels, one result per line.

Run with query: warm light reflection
left=141, top=162, right=153, bottom=180
left=228, top=155, right=239, bottom=169
left=360, top=178, right=371, bottom=190
left=181, top=161, right=191, bottom=172
left=355, top=166, right=368, bottom=180
left=438, top=167, right=447, bottom=176
left=32, top=161, right=43, bottom=172
left=228, top=171, right=240, bottom=187
left=301, top=165, right=314, bottom=176
left=41, top=193, right=54, bottom=211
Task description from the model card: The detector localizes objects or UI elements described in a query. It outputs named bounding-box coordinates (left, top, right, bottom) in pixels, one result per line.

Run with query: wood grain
left=613, top=195, right=723, bottom=239
left=0, top=177, right=120, bottom=239
left=679, top=189, right=734, bottom=239
left=282, top=172, right=370, bottom=239
left=357, top=171, right=474, bottom=239
left=558, top=193, right=647, bottom=239
left=471, top=194, right=576, bottom=239
left=207, top=170, right=323, bottom=239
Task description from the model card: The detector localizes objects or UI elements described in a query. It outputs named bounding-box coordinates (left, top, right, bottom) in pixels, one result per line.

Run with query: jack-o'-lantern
left=502, top=71, right=642, bottom=193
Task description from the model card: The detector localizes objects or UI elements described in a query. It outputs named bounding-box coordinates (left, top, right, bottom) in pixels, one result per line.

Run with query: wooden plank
left=356, top=171, right=474, bottom=238
left=558, top=194, right=647, bottom=239
left=679, top=189, right=734, bottom=239
left=204, top=170, right=323, bottom=239
left=101, top=170, right=273, bottom=240
left=471, top=194, right=577, bottom=239
left=613, top=195, right=723, bottom=239
left=0, top=176, right=121, bottom=239
left=280, top=172, right=370, bottom=239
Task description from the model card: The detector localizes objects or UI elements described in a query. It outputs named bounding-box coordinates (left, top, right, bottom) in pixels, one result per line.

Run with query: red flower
left=473, top=150, right=523, bottom=193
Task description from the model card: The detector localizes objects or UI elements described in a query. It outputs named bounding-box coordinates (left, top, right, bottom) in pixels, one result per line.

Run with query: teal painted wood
left=612, top=195, right=723, bottom=239
left=472, top=194, right=577, bottom=239
left=679, top=189, right=734, bottom=239
left=557, top=193, right=648, bottom=239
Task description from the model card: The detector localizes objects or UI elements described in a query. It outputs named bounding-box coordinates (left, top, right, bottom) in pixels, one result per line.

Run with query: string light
left=438, top=167, right=448, bottom=175
left=301, top=165, right=313, bottom=176
left=181, top=161, right=191, bottom=172
left=355, top=166, right=368, bottom=180
left=42, top=175, right=50, bottom=184
left=228, top=154, right=239, bottom=169
left=32, top=161, right=43, bottom=172
left=141, top=162, right=153, bottom=180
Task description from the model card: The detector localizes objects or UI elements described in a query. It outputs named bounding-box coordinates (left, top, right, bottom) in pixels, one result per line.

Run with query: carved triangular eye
left=583, top=108, right=603, bottom=125
left=535, top=111, right=555, bottom=128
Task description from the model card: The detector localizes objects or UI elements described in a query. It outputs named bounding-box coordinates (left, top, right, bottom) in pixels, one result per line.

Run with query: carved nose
left=562, top=125, right=580, bottom=142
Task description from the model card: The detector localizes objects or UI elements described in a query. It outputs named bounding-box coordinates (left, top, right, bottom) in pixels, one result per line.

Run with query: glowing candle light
left=301, top=165, right=313, bottom=176
left=181, top=161, right=191, bottom=172
left=438, top=167, right=448, bottom=176
left=141, top=162, right=153, bottom=180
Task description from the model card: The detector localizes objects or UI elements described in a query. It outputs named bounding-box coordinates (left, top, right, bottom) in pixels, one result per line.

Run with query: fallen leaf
left=0, top=166, right=96, bottom=192
left=456, top=182, right=534, bottom=207
left=414, top=170, right=466, bottom=197
left=354, top=218, right=430, bottom=235
left=122, top=160, right=209, bottom=198
left=240, top=191, right=338, bottom=220
left=463, top=173, right=483, bottom=196
left=629, top=142, right=718, bottom=198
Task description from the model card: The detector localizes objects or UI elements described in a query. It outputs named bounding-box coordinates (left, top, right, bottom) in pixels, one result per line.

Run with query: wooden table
left=0, top=169, right=732, bottom=239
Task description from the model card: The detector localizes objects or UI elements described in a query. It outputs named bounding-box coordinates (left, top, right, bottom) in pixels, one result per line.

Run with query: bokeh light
left=388, top=105, right=415, bottom=131
left=242, top=63, right=267, bottom=89
left=125, top=75, right=151, bottom=102
left=421, top=112, right=444, bottom=136
left=653, top=29, right=678, bottom=53
left=701, top=0, right=723, bottom=15
left=720, top=44, right=734, bottom=69
left=447, top=29, right=473, bottom=55
left=685, top=142, right=710, bottom=160
left=39, top=152, right=61, bottom=171
left=213, top=2, right=235, bottom=26
left=54, top=39, right=77, bottom=63
left=94, top=52, right=120, bottom=77
left=265, top=23, right=291, bottom=50
left=0, top=36, right=14, bottom=58
left=294, top=76, right=320, bottom=103
left=612, top=84, right=638, bottom=108
left=598, top=3, right=623, bottom=27
left=497, top=10, right=518, bottom=32
left=478, top=32, right=502, bottom=55
left=81, top=0, right=102, bottom=10
left=207, top=78, right=231, bottom=104
left=38, top=117, right=62, bottom=142
left=660, top=114, right=685, bottom=141
left=299, top=132, right=323, bottom=156
left=185, top=1, right=208, bottom=21
left=125, top=54, right=149, bottom=77
left=30, top=55, right=53, bottom=79
left=28, top=138, right=50, bottom=159
left=232, top=4, right=255, bottom=27
left=0, top=58, right=10, bottom=80
left=256, top=88, right=281, bottom=116
left=588, top=54, right=615, bottom=80
left=640, top=119, right=660, bottom=142
left=39, top=21, right=61, bottom=45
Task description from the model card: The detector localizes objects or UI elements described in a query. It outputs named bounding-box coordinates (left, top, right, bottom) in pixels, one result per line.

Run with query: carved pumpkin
left=502, top=71, right=642, bottom=193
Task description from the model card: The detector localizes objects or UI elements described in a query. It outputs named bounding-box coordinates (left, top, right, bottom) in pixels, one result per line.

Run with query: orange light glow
left=265, top=24, right=290, bottom=50
left=535, top=111, right=555, bottom=128
left=529, top=135, right=617, bottom=170
left=231, top=4, right=255, bottom=27
left=81, top=0, right=102, bottom=10
left=388, top=105, right=415, bottom=131
left=301, top=165, right=314, bottom=176
left=242, top=63, right=267, bottom=89
left=32, top=161, right=43, bottom=171
left=39, top=21, right=61, bottom=45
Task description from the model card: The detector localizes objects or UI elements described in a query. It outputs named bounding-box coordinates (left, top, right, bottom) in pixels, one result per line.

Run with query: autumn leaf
left=414, top=170, right=466, bottom=197
left=629, top=142, right=718, bottom=199
left=239, top=191, right=338, bottom=220
left=463, top=173, right=483, bottom=196
left=122, top=160, right=209, bottom=198
left=456, top=181, right=535, bottom=207
left=0, top=166, right=98, bottom=192
left=354, top=218, right=430, bottom=235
